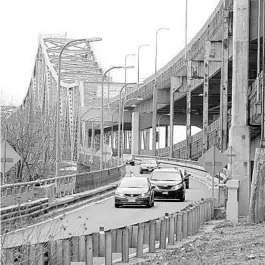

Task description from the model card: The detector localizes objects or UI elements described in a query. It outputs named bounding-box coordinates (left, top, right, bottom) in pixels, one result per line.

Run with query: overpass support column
left=219, top=8, right=230, bottom=152
left=186, top=62, right=192, bottom=159
left=131, top=112, right=140, bottom=155
left=229, top=0, right=251, bottom=217
left=203, top=42, right=210, bottom=154
left=170, top=76, right=183, bottom=158
left=152, top=83, right=157, bottom=156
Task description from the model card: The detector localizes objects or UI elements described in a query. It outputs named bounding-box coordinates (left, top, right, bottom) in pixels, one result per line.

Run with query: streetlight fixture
left=56, top=37, right=102, bottom=177
left=152, top=28, right=170, bottom=157
left=121, top=97, right=143, bottom=162
left=118, top=83, right=137, bottom=162
left=137, top=44, right=151, bottom=90
left=125, top=54, right=136, bottom=95
left=158, top=113, right=170, bottom=157
left=100, top=66, right=134, bottom=170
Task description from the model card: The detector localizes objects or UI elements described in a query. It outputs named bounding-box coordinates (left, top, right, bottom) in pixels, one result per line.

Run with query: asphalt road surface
left=2, top=164, right=209, bottom=248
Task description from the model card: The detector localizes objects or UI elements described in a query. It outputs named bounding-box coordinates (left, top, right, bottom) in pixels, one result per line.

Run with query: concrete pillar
left=186, top=61, right=192, bottom=159
left=226, top=180, right=240, bottom=223
left=229, top=0, right=251, bottom=217
left=131, top=112, right=140, bottom=155
left=219, top=8, right=230, bottom=152
left=203, top=42, right=210, bottom=154
left=152, top=83, right=158, bottom=156
left=124, top=131, right=127, bottom=150
left=146, top=129, right=150, bottom=150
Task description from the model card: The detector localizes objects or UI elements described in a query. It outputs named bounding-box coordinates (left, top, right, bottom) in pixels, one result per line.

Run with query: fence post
left=155, top=220, right=161, bottom=241
left=92, top=233, right=99, bottom=257
left=137, top=223, right=144, bottom=258
left=159, top=218, right=167, bottom=249
left=99, top=227, right=105, bottom=257
left=187, top=209, right=192, bottom=236
left=116, top=229, right=122, bottom=253
left=132, top=225, right=138, bottom=248
left=182, top=211, right=188, bottom=239
left=168, top=215, right=174, bottom=245
left=111, top=229, right=117, bottom=253
left=86, top=235, right=93, bottom=265
left=165, top=213, right=169, bottom=239
left=143, top=222, right=149, bottom=245
left=63, top=239, right=70, bottom=264
left=176, top=212, right=183, bottom=241
left=122, top=227, right=129, bottom=262
left=105, top=230, right=112, bottom=265
left=149, top=220, right=156, bottom=253
left=72, top=236, right=79, bottom=262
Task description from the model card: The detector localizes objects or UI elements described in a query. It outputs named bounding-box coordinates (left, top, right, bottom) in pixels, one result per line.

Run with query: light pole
left=158, top=114, right=170, bottom=156
left=185, top=0, right=188, bottom=60
left=125, top=54, right=136, bottom=95
left=152, top=28, right=170, bottom=156
left=121, top=97, right=143, bottom=162
left=137, top=44, right=150, bottom=89
left=56, top=37, right=102, bottom=177
left=118, top=83, right=137, bottom=162
left=100, top=66, right=134, bottom=170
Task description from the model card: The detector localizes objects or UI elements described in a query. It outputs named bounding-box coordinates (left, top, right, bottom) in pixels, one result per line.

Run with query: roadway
left=2, top=163, right=209, bottom=248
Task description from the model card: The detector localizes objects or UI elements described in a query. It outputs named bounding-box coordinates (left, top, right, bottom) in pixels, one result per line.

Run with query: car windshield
left=151, top=171, right=182, bottom=181
left=142, top=159, right=156, bottom=164
left=119, top=178, right=149, bottom=188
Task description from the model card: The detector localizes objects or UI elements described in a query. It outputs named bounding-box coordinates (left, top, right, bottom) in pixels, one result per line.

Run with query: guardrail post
left=159, top=218, right=167, bottom=249
left=137, top=223, right=144, bottom=258
left=79, top=235, right=86, bottom=262
left=149, top=220, right=156, bottom=253
left=86, top=235, right=93, bottom=265
left=187, top=209, right=192, bottom=236
left=182, top=211, right=188, bottom=239
left=176, top=212, right=183, bottom=241
left=72, top=236, right=79, bottom=261
left=143, top=222, right=149, bottom=245
left=105, top=230, right=112, bottom=265
left=122, top=227, right=129, bottom=262
left=111, top=229, right=117, bottom=253
left=165, top=213, right=169, bottom=240
left=63, top=239, right=70, bottom=264
left=128, top=226, right=133, bottom=248
left=116, top=229, right=122, bottom=253
left=155, top=219, right=161, bottom=241
left=99, top=227, right=105, bottom=257
left=132, top=225, right=138, bottom=248
left=168, top=215, right=174, bottom=244
left=92, top=233, right=99, bottom=257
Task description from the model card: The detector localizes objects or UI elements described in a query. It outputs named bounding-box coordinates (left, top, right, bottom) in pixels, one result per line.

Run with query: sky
left=0, top=0, right=220, bottom=106
left=0, top=0, right=220, bottom=145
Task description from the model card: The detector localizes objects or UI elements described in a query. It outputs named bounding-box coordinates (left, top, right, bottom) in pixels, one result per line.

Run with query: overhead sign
left=96, top=144, right=113, bottom=162
left=198, top=145, right=229, bottom=176
left=1, top=140, right=21, bottom=173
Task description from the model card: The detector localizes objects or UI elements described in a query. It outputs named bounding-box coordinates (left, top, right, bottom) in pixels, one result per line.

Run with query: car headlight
left=115, top=192, right=125, bottom=197
left=171, top=184, right=183, bottom=190
left=141, top=191, right=150, bottom=197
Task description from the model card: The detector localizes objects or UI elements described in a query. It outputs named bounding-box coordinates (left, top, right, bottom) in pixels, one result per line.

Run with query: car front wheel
left=115, top=204, right=120, bottom=208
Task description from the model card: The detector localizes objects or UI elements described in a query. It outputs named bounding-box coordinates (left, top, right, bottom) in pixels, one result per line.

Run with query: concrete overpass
left=80, top=0, right=264, bottom=218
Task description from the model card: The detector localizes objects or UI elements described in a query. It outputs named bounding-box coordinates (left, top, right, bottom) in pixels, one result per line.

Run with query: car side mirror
left=151, top=185, right=156, bottom=189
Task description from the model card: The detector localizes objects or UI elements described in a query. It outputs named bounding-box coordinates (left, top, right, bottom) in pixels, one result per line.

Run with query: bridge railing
left=1, top=164, right=126, bottom=208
